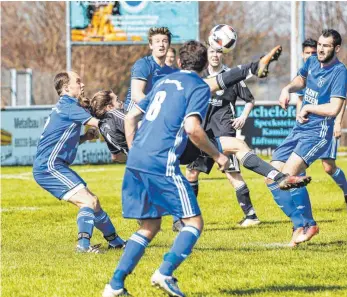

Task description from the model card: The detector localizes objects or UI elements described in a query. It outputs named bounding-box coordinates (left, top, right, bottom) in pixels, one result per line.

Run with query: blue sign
left=70, top=1, right=199, bottom=44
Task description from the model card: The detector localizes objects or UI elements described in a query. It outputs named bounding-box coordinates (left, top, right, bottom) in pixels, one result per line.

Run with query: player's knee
left=182, top=215, right=204, bottom=232
left=323, top=162, right=336, bottom=175
left=140, top=219, right=161, bottom=238
left=82, top=195, right=99, bottom=210
left=186, top=168, right=199, bottom=182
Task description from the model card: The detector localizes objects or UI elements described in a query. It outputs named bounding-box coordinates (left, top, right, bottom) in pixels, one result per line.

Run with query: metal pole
left=26, top=68, right=33, bottom=106
left=10, top=69, right=17, bottom=107
left=290, top=1, right=298, bottom=103
left=298, top=1, right=305, bottom=68
left=66, top=1, right=72, bottom=71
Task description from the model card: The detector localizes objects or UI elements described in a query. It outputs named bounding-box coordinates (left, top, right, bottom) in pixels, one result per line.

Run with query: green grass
left=2, top=159, right=347, bottom=297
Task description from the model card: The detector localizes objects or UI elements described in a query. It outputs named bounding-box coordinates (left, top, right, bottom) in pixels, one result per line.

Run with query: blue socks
left=110, top=232, right=150, bottom=290
left=77, top=207, right=95, bottom=248
left=94, top=209, right=124, bottom=247
left=159, top=225, right=201, bottom=276
left=330, top=168, right=347, bottom=197
left=267, top=183, right=305, bottom=229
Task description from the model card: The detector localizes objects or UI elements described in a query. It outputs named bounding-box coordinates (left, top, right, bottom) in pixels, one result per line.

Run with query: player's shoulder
left=104, top=109, right=125, bottom=122
left=334, top=60, right=347, bottom=73
left=134, top=55, right=152, bottom=68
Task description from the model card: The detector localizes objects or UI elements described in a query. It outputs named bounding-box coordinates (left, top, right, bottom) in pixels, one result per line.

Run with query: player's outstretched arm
left=124, top=106, right=143, bottom=149
left=131, top=79, right=147, bottom=104
left=232, top=100, right=254, bottom=130
left=279, top=76, right=306, bottom=110
left=184, top=115, right=230, bottom=171
left=334, top=100, right=346, bottom=138
left=79, top=127, right=99, bottom=144
left=296, top=95, right=304, bottom=120
left=298, top=97, right=345, bottom=123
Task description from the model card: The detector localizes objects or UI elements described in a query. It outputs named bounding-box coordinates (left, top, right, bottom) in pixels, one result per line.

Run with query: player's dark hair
left=54, top=72, right=70, bottom=96
left=148, top=27, right=172, bottom=45
left=90, top=90, right=113, bottom=119
left=302, top=38, right=317, bottom=51
left=322, top=29, right=342, bottom=47
left=179, top=40, right=208, bottom=72
left=168, top=47, right=176, bottom=55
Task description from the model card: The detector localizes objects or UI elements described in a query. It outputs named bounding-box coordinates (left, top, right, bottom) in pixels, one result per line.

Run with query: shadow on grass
left=306, top=240, right=347, bottom=247
left=220, top=285, right=346, bottom=295
left=200, top=177, right=227, bottom=181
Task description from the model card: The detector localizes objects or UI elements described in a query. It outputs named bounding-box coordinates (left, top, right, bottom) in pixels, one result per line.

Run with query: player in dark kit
left=185, top=45, right=260, bottom=227
left=90, top=90, right=128, bottom=164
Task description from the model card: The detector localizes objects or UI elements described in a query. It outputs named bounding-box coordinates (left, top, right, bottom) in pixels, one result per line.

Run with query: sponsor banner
left=1, top=104, right=297, bottom=166
left=236, top=104, right=297, bottom=156
left=1, top=108, right=112, bottom=166
left=70, top=1, right=199, bottom=44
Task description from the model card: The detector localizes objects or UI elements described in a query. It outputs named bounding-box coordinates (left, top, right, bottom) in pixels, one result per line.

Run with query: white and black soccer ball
left=208, top=24, right=238, bottom=54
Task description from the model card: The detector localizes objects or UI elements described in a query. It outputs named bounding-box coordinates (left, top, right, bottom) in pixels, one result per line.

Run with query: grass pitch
left=2, top=158, right=347, bottom=297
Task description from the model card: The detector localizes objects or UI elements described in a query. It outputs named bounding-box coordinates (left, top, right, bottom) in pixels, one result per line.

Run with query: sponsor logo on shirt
left=304, top=88, right=318, bottom=105
left=209, top=97, right=223, bottom=106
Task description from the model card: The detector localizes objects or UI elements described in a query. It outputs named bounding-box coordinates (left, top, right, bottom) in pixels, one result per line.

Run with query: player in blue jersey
left=296, top=38, right=347, bottom=206
left=102, top=41, right=311, bottom=297
left=267, top=29, right=347, bottom=246
left=33, top=71, right=125, bottom=253
left=124, top=27, right=178, bottom=111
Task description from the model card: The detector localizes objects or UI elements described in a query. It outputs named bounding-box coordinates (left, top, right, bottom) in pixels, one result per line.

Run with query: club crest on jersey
left=317, top=76, right=326, bottom=87
left=216, top=90, right=225, bottom=96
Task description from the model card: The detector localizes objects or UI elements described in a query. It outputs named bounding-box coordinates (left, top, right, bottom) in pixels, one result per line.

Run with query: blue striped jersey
left=126, top=70, right=211, bottom=176
left=125, top=55, right=177, bottom=111
left=298, top=56, right=347, bottom=125
left=34, top=95, right=92, bottom=167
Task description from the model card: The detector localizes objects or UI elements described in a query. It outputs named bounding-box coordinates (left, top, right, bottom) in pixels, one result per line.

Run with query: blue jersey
left=298, top=56, right=347, bottom=126
left=34, top=95, right=92, bottom=167
left=125, top=55, right=177, bottom=111
left=126, top=70, right=211, bottom=176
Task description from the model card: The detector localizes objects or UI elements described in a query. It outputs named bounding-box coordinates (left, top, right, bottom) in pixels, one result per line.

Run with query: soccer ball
left=208, top=24, right=238, bottom=54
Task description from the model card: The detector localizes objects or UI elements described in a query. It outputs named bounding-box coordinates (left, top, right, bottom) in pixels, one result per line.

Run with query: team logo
left=317, top=76, right=326, bottom=87
left=216, top=90, right=224, bottom=96
left=120, top=1, right=148, bottom=13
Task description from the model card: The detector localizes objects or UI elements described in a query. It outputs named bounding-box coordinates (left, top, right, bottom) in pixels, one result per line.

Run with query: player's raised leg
left=219, top=136, right=311, bottom=189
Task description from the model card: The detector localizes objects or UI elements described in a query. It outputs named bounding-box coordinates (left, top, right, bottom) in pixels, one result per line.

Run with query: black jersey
left=202, top=65, right=254, bottom=137
left=98, top=109, right=128, bottom=155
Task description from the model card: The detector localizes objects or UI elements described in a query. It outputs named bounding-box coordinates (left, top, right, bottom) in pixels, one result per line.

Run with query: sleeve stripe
left=135, top=104, right=146, bottom=113
left=132, top=77, right=148, bottom=82
left=109, top=109, right=125, bottom=120
left=217, top=74, right=227, bottom=90
left=82, top=116, right=93, bottom=125
left=330, top=95, right=346, bottom=99
left=184, top=112, right=203, bottom=122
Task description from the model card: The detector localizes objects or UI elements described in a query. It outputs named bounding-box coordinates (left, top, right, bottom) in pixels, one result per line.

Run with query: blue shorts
left=122, top=167, right=201, bottom=219
left=33, top=163, right=86, bottom=200
left=272, top=120, right=333, bottom=166
left=319, top=137, right=338, bottom=160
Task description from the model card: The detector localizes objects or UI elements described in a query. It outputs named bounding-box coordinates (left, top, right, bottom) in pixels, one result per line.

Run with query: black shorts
left=184, top=137, right=240, bottom=174
left=187, top=153, right=240, bottom=174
